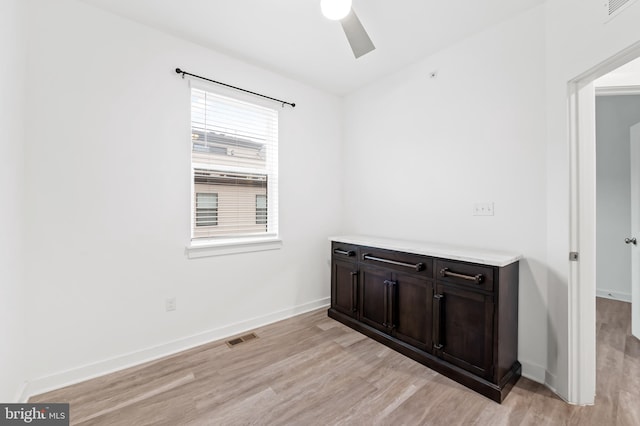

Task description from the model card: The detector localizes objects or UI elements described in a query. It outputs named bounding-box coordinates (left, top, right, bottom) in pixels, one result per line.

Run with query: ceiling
left=78, top=0, right=545, bottom=95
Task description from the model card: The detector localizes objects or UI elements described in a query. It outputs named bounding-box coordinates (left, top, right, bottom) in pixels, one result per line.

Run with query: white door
left=631, top=122, right=640, bottom=339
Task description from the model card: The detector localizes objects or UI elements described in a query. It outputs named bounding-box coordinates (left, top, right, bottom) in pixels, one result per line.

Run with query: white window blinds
left=191, top=88, right=278, bottom=240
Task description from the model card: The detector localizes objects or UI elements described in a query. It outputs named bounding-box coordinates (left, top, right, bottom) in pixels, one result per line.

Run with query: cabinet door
left=331, top=258, right=358, bottom=318
left=391, top=273, right=433, bottom=353
left=433, top=283, right=494, bottom=380
left=359, top=265, right=390, bottom=333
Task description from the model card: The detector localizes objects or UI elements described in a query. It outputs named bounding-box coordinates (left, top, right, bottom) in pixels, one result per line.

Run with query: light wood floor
left=30, top=298, right=640, bottom=425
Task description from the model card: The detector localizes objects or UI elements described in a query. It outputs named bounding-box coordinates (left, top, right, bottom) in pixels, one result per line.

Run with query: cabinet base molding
left=328, top=308, right=521, bottom=403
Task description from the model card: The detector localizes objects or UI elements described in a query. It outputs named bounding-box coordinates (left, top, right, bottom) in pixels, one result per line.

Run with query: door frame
left=632, top=122, right=640, bottom=339
left=568, top=41, right=640, bottom=405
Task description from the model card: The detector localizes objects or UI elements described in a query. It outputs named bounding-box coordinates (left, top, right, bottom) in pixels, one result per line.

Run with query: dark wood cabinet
left=392, top=271, right=433, bottom=353
left=330, top=244, right=358, bottom=319
left=328, top=238, right=520, bottom=403
left=358, top=265, right=433, bottom=353
left=433, top=283, right=494, bottom=380
left=358, top=264, right=389, bottom=333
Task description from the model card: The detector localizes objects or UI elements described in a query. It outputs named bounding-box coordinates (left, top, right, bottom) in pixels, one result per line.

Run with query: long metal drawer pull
left=433, top=294, right=444, bottom=350
left=439, top=268, right=484, bottom=284
left=350, top=272, right=358, bottom=312
left=362, top=254, right=425, bottom=272
left=383, top=280, right=397, bottom=329
left=334, top=249, right=356, bottom=257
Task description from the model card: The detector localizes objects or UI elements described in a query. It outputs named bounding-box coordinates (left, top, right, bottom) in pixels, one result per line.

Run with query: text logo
left=1, top=404, right=69, bottom=426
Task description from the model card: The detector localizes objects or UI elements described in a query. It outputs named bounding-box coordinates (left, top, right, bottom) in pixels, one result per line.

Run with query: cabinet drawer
left=436, top=259, right=494, bottom=292
left=360, top=247, right=433, bottom=277
left=331, top=242, right=358, bottom=261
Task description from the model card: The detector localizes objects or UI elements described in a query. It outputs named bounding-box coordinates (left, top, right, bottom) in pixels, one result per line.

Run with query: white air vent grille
left=605, top=0, right=638, bottom=20
left=609, top=0, right=630, bottom=15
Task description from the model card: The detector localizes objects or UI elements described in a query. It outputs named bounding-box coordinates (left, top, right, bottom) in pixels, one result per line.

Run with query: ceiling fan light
left=320, top=0, right=352, bottom=21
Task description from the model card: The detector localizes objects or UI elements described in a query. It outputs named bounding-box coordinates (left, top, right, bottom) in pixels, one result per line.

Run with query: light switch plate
left=165, top=297, right=177, bottom=312
left=473, top=202, right=494, bottom=216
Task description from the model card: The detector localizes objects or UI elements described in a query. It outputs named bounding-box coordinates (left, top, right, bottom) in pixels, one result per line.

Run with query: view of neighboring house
left=190, top=89, right=275, bottom=239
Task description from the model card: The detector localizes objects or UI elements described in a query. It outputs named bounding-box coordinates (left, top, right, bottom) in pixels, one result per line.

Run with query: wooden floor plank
left=29, top=298, right=640, bottom=425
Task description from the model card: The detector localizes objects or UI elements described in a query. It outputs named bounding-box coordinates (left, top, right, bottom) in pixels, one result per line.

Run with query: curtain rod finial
left=175, top=68, right=183, bottom=74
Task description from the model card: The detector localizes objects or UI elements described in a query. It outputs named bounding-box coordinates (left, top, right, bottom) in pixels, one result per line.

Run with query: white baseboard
left=20, top=297, right=330, bottom=402
left=520, top=360, right=546, bottom=384
left=542, top=370, right=591, bottom=406
left=521, top=362, right=582, bottom=405
left=14, top=381, right=29, bottom=404
left=596, top=289, right=632, bottom=303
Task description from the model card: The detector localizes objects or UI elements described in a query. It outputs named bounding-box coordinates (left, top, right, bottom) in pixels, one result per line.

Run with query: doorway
left=569, top=44, right=640, bottom=406
left=593, top=63, right=640, bottom=414
left=594, top=66, right=640, bottom=308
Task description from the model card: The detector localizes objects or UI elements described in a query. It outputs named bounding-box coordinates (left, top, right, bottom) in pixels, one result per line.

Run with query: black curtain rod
left=175, top=68, right=296, bottom=108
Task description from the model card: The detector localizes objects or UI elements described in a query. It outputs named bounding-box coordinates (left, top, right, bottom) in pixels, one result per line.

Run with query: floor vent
left=226, top=332, right=259, bottom=348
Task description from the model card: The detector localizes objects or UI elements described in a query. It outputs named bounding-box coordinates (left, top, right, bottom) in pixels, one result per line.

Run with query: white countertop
left=330, top=235, right=522, bottom=267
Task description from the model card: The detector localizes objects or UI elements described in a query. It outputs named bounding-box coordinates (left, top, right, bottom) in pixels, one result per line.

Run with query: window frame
left=185, top=81, right=282, bottom=258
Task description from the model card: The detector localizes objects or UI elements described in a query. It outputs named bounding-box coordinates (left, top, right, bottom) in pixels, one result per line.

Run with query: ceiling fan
left=320, top=0, right=375, bottom=58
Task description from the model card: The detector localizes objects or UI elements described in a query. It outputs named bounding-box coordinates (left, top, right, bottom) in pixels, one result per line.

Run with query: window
left=195, top=193, right=218, bottom=227
left=191, top=87, right=278, bottom=241
left=256, top=194, right=267, bottom=226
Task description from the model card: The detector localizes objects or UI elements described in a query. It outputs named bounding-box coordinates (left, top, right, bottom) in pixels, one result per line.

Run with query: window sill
left=186, top=237, right=282, bottom=259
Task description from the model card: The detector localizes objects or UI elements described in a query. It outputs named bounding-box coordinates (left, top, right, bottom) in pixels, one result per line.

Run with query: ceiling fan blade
left=340, top=9, right=375, bottom=59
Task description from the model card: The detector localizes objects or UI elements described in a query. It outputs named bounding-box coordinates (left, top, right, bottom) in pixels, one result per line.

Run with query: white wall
left=596, top=95, right=640, bottom=302
left=544, top=0, right=640, bottom=402
left=22, top=0, right=343, bottom=396
left=344, top=7, right=548, bottom=382
left=0, top=0, right=27, bottom=402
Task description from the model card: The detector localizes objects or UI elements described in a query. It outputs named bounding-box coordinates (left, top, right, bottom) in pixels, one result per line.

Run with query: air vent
left=609, top=0, right=629, bottom=14
left=226, top=332, right=258, bottom=348
left=605, top=0, right=638, bottom=21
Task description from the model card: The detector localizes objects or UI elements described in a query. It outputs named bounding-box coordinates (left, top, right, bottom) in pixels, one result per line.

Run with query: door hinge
left=569, top=252, right=579, bottom=261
